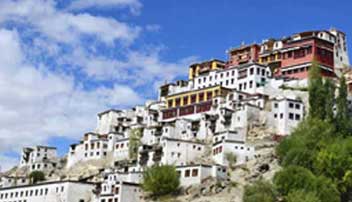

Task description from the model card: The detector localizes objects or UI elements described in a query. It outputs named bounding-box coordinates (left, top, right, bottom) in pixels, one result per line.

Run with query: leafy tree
left=314, top=175, right=340, bottom=202
left=142, top=165, right=180, bottom=197
left=308, top=62, right=326, bottom=120
left=324, top=79, right=336, bottom=123
left=336, top=76, right=350, bottom=136
left=286, top=190, right=321, bottom=202
left=274, top=166, right=339, bottom=202
left=243, top=180, right=276, bottom=202
left=129, top=128, right=143, bottom=160
left=274, top=166, right=316, bottom=196
left=29, top=171, right=45, bottom=184
left=315, top=138, right=352, bottom=198
left=276, top=118, right=335, bottom=169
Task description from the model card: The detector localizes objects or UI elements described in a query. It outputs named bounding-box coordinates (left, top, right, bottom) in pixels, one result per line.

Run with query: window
left=250, top=68, right=254, bottom=75
left=168, top=100, right=173, bottom=107
left=280, top=113, right=283, bottom=119
left=295, top=114, right=301, bottom=120
left=287, top=51, right=292, bottom=58
left=199, top=93, right=204, bottom=102
left=289, top=113, right=294, bottom=120
left=185, top=169, right=190, bottom=177
left=183, top=96, right=188, bottom=105
left=295, top=104, right=300, bottom=109
left=207, top=91, right=212, bottom=100
left=274, top=113, right=277, bottom=118
left=289, top=103, right=294, bottom=108
left=274, top=103, right=278, bottom=108
left=192, top=169, right=199, bottom=177
left=191, top=95, right=197, bottom=103
left=175, top=98, right=181, bottom=107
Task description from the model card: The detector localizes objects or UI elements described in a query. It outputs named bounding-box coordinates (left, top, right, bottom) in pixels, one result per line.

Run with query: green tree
left=314, top=138, right=352, bottom=200
left=243, top=180, right=276, bottom=202
left=129, top=128, right=143, bottom=160
left=286, top=190, right=321, bottom=202
left=276, top=118, right=335, bottom=169
left=142, top=165, right=180, bottom=198
left=324, top=79, right=336, bottom=123
left=336, top=76, right=350, bottom=136
left=308, top=62, right=326, bottom=120
left=29, top=171, right=45, bottom=184
left=274, top=166, right=339, bottom=202
left=274, top=166, right=316, bottom=196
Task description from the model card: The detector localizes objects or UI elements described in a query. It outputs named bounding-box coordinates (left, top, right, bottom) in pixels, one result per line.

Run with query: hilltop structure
left=0, top=28, right=350, bottom=202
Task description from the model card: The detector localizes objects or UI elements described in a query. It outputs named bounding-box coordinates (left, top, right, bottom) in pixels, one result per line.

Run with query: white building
left=0, top=176, right=29, bottom=189
left=67, top=133, right=111, bottom=168
left=0, top=181, right=96, bottom=202
left=19, top=146, right=59, bottom=172
left=193, top=63, right=271, bottom=94
left=160, top=137, right=205, bottom=166
left=176, top=164, right=227, bottom=187
left=269, top=98, right=305, bottom=135
left=212, top=140, right=255, bottom=166
left=98, top=181, right=142, bottom=202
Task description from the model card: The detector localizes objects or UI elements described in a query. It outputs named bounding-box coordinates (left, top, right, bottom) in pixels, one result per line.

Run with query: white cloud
left=0, top=0, right=141, bottom=45
left=69, top=47, right=197, bottom=87
left=69, top=0, right=142, bottom=15
left=0, top=28, right=143, bottom=161
left=0, top=0, right=196, bottom=171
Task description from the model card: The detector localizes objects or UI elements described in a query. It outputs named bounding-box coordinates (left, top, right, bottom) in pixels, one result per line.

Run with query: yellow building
left=188, top=59, right=226, bottom=80
left=165, top=85, right=231, bottom=109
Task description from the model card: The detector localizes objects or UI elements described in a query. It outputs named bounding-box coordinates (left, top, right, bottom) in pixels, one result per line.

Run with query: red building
left=279, top=35, right=335, bottom=79
left=227, top=44, right=260, bottom=67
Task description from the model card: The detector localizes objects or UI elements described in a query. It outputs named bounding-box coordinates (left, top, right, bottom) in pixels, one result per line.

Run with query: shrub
left=142, top=165, right=180, bottom=197
left=29, top=171, right=45, bottom=184
left=243, top=180, right=276, bottom=202
left=286, top=190, right=321, bottom=202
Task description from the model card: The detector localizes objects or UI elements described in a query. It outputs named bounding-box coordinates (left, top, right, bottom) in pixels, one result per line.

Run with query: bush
left=142, top=165, right=180, bottom=197
left=225, top=152, right=237, bottom=168
left=29, top=171, right=45, bottom=184
left=243, top=180, right=276, bottom=202
left=286, top=190, right=321, bottom=202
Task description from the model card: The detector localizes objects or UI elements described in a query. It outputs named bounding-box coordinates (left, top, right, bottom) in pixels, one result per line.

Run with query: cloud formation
left=0, top=0, right=194, bottom=171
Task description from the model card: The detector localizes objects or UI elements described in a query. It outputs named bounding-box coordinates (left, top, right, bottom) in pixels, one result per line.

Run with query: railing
left=162, top=101, right=213, bottom=120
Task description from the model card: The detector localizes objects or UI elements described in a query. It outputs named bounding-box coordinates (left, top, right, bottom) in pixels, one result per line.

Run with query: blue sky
left=0, top=0, right=351, bottom=170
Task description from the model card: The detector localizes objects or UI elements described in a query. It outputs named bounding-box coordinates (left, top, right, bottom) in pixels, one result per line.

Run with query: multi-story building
left=269, top=97, right=305, bottom=135
left=19, top=146, right=59, bottom=172
left=0, top=181, right=96, bottom=202
left=161, top=85, right=232, bottom=120
left=258, top=29, right=350, bottom=79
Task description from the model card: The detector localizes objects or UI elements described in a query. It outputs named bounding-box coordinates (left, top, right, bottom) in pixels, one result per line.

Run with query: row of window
left=273, top=102, right=301, bottom=109
left=177, top=168, right=199, bottom=178
left=213, top=145, right=251, bottom=155
left=274, top=113, right=301, bottom=121
left=167, top=90, right=219, bottom=108
left=84, top=151, right=107, bottom=158
left=0, top=186, right=64, bottom=200
left=85, top=142, right=108, bottom=150
left=197, top=68, right=267, bottom=85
